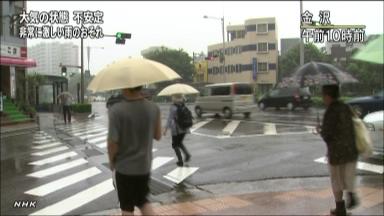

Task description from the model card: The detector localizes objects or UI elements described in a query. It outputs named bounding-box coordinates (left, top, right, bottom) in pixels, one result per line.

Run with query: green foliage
left=70, top=103, right=92, bottom=113
left=278, top=43, right=331, bottom=81
left=26, top=73, right=47, bottom=105
left=344, top=54, right=383, bottom=95
left=142, top=46, right=194, bottom=82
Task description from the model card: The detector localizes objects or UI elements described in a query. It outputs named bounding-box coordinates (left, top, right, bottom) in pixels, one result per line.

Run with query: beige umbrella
left=87, top=58, right=181, bottom=92
left=157, top=83, right=199, bottom=96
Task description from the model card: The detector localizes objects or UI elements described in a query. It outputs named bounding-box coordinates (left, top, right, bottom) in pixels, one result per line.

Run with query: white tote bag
left=352, top=116, right=373, bottom=158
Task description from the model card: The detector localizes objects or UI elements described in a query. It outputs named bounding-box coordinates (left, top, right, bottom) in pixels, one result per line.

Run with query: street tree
left=278, top=43, right=331, bottom=81
left=142, top=46, right=194, bottom=84
left=345, top=48, right=383, bottom=95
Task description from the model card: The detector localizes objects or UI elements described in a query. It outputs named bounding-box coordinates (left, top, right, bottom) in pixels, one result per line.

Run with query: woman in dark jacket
left=318, top=84, right=359, bottom=216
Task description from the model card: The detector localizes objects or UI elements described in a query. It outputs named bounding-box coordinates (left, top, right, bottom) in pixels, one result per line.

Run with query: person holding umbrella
left=163, top=94, right=192, bottom=167
left=88, top=58, right=181, bottom=215
left=158, top=83, right=199, bottom=167
left=317, top=84, right=359, bottom=216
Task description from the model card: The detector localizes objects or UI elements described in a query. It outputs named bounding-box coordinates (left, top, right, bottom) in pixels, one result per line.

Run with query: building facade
left=1, top=1, right=36, bottom=103
left=27, top=42, right=79, bottom=76
left=280, top=38, right=300, bottom=56
left=207, top=17, right=278, bottom=93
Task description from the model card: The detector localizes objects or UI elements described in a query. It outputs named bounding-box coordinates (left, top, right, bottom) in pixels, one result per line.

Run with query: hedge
left=70, top=103, right=92, bottom=113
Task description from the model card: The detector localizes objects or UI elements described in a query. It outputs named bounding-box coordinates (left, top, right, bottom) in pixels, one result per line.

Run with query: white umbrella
left=157, top=83, right=199, bottom=96
left=87, top=58, right=181, bottom=92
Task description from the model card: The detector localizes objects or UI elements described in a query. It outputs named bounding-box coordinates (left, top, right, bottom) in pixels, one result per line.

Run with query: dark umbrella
left=278, top=61, right=358, bottom=88
left=278, top=61, right=359, bottom=129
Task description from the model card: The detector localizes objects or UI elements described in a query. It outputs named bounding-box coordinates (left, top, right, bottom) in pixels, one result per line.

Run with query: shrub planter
left=70, top=103, right=92, bottom=113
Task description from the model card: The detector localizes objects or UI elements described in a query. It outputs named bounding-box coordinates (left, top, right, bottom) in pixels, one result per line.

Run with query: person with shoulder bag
left=318, top=84, right=360, bottom=216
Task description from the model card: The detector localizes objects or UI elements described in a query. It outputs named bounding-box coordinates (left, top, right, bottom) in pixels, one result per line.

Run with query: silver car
left=363, top=110, right=384, bottom=158
left=194, top=82, right=255, bottom=119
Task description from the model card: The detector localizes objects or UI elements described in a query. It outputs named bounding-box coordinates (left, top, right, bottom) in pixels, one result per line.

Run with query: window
left=268, top=63, right=277, bottom=70
left=241, top=64, right=253, bottom=71
left=208, top=68, right=212, bottom=74
left=258, top=43, right=268, bottom=52
left=211, top=86, right=231, bottom=96
left=242, top=44, right=257, bottom=52
left=234, top=84, right=253, bottom=95
left=268, top=23, right=275, bottom=31
left=246, top=25, right=256, bottom=32
left=258, top=62, right=268, bottom=72
left=268, top=43, right=276, bottom=50
left=257, top=24, right=268, bottom=33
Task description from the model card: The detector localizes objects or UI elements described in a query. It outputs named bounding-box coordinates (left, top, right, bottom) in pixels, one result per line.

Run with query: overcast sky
left=26, top=1, right=383, bottom=74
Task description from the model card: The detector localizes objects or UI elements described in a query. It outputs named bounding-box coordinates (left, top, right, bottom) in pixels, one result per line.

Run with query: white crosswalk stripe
left=314, top=156, right=384, bottom=174
left=89, top=136, right=107, bottom=145
left=73, top=127, right=106, bottom=136
left=79, top=131, right=108, bottom=140
left=222, top=120, right=241, bottom=136
left=33, top=139, right=58, bottom=145
left=27, top=158, right=88, bottom=178
left=25, top=167, right=101, bottom=196
left=29, top=179, right=114, bottom=216
left=23, top=123, right=200, bottom=214
left=31, top=146, right=69, bottom=156
left=32, top=142, right=62, bottom=150
left=164, top=167, right=199, bottom=184
left=29, top=151, right=78, bottom=166
left=152, top=157, right=174, bottom=170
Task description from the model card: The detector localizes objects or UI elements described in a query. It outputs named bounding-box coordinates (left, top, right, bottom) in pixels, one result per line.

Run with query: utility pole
left=300, top=0, right=305, bottom=66
left=80, top=38, right=84, bottom=103
left=222, top=17, right=226, bottom=83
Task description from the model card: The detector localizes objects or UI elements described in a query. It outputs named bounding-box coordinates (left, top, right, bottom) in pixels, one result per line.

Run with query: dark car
left=346, top=90, right=384, bottom=117
left=258, top=87, right=312, bottom=111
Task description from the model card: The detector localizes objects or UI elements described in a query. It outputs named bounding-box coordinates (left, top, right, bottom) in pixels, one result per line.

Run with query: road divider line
left=32, top=142, right=62, bottom=150
left=222, top=120, right=241, bottom=136
left=190, top=119, right=213, bottom=133
left=152, top=157, right=174, bottom=171
left=264, top=123, right=277, bottom=135
left=31, top=146, right=69, bottom=156
left=25, top=167, right=101, bottom=196
left=27, top=158, right=88, bottom=178
left=314, top=156, right=384, bottom=174
left=29, top=151, right=78, bottom=166
left=163, top=167, right=199, bottom=184
left=29, top=178, right=114, bottom=216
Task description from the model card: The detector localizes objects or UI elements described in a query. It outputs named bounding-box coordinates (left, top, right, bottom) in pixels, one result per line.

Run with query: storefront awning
left=0, top=56, right=36, bottom=68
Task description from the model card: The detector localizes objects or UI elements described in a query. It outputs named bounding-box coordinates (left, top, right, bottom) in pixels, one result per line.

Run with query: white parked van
left=194, top=82, right=255, bottom=119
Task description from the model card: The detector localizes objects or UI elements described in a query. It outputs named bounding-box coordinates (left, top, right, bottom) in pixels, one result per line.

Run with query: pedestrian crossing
left=25, top=129, right=199, bottom=215
left=56, top=118, right=314, bottom=143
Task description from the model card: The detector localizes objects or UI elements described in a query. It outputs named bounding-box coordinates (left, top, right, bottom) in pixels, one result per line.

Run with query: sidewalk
left=86, top=176, right=383, bottom=215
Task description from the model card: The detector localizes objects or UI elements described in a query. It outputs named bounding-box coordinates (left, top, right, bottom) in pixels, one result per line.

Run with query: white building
left=28, top=42, right=79, bottom=76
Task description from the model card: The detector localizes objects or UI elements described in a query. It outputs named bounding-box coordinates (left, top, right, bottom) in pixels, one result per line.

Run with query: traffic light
left=115, top=32, right=132, bottom=44
left=61, top=66, right=67, bottom=77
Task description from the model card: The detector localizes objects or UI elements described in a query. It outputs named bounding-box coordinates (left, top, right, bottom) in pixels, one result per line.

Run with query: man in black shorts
left=108, top=86, right=162, bottom=215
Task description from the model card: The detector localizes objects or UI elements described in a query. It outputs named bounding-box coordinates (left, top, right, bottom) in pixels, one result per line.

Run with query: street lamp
left=204, top=15, right=226, bottom=82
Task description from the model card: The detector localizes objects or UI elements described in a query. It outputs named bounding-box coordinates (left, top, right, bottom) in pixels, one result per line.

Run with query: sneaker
left=176, top=162, right=184, bottom=167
